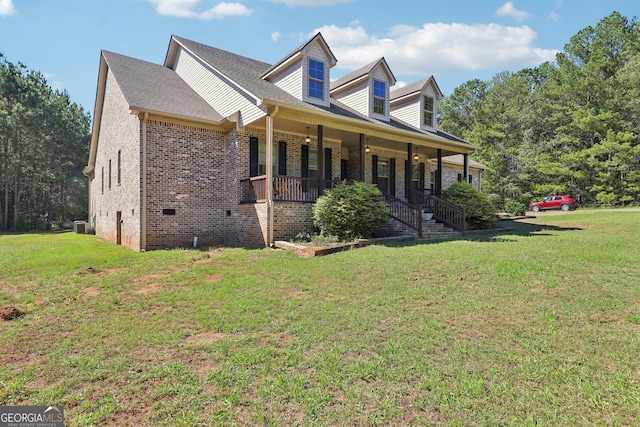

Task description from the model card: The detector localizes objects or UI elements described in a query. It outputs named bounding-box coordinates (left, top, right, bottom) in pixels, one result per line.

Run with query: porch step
left=383, top=217, right=462, bottom=239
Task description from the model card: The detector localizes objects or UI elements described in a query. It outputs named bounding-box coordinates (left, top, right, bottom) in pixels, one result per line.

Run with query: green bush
left=503, top=200, right=527, bottom=216
left=313, top=182, right=388, bottom=241
left=441, top=182, right=495, bottom=230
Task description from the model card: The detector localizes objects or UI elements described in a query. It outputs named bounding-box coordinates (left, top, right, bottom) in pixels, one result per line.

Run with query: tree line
left=440, top=12, right=640, bottom=211
left=1, top=54, right=90, bottom=231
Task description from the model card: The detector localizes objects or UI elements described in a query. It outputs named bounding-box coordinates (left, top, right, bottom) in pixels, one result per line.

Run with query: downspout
left=141, top=112, right=148, bottom=251
left=266, top=106, right=279, bottom=247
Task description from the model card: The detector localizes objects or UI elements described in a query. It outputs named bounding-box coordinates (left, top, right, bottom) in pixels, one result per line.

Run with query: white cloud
left=43, top=73, right=64, bottom=92
left=312, top=23, right=559, bottom=76
left=495, top=2, right=530, bottom=22
left=0, top=0, right=16, bottom=16
left=147, top=0, right=253, bottom=20
left=271, top=32, right=282, bottom=42
left=546, top=12, right=560, bottom=22
left=267, top=0, right=353, bottom=6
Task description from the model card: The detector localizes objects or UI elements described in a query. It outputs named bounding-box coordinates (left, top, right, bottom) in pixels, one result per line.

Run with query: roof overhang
left=83, top=53, right=108, bottom=176
left=259, top=98, right=478, bottom=154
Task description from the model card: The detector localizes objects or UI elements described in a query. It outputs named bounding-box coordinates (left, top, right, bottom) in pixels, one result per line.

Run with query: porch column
left=266, top=107, right=279, bottom=247
left=317, top=125, right=324, bottom=196
left=463, top=153, right=469, bottom=183
left=436, top=148, right=442, bottom=196
left=405, top=143, right=413, bottom=202
left=359, top=133, right=366, bottom=182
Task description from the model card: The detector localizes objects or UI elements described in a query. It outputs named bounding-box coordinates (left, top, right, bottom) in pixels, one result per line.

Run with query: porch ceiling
left=269, top=114, right=471, bottom=158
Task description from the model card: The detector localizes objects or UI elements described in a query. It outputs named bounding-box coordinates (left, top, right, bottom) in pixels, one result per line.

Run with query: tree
left=439, top=12, right=640, bottom=208
left=0, top=55, right=90, bottom=231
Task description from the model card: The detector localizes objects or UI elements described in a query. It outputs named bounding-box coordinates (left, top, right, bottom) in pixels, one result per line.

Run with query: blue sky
left=0, top=0, right=637, bottom=117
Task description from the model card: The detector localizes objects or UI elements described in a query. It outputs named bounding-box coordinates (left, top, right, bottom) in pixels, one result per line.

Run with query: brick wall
left=437, top=165, right=482, bottom=192
left=144, top=120, right=228, bottom=250
left=88, top=69, right=142, bottom=251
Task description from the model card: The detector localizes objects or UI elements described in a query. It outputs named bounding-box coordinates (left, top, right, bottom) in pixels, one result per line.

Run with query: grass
left=1, top=210, right=639, bottom=426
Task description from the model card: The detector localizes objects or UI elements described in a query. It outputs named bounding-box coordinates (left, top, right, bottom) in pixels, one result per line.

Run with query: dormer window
left=373, top=80, right=386, bottom=115
left=308, top=59, right=325, bottom=100
left=423, top=96, right=434, bottom=127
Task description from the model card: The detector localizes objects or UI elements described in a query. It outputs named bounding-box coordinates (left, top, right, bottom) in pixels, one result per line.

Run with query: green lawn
left=1, top=210, right=639, bottom=426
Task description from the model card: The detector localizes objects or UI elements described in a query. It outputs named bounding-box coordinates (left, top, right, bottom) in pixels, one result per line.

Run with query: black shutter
left=324, top=147, right=332, bottom=183
left=301, top=145, right=309, bottom=192
left=404, top=159, right=410, bottom=201
left=278, top=141, right=287, bottom=176
left=419, top=162, right=425, bottom=190
left=389, top=158, right=396, bottom=196
left=249, top=137, right=259, bottom=177
left=372, top=155, right=378, bottom=185
left=301, top=145, right=309, bottom=178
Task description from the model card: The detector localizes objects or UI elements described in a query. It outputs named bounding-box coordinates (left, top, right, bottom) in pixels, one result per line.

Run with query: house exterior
left=433, top=155, right=487, bottom=192
left=84, top=33, right=479, bottom=251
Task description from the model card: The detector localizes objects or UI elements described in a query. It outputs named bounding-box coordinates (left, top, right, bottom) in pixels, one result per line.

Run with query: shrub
left=441, top=182, right=495, bottom=230
left=503, top=200, right=527, bottom=216
left=313, top=182, right=388, bottom=241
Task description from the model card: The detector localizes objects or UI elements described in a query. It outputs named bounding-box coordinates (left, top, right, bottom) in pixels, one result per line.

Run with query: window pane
left=377, top=160, right=389, bottom=178
left=412, top=164, right=419, bottom=181
left=374, top=80, right=385, bottom=98
left=423, top=96, right=434, bottom=127
left=374, top=98, right=385, bottom=114
left=309, top=149, right=318, bottom=171
left=258, top=141, right=278, bottom=175
left=309, top=59, right=324, bottom=80
left=309, top=79, right=323, bottom=99
left=423, top=111, right=433, bottom=127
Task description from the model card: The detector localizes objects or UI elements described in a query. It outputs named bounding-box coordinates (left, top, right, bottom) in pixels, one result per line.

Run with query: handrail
left=240, top=178, right=465, bottom=234
left=240, top=175, right=337, bottom=203
left=424, top=194, right=466, bottom=234
left=383, top=193, right=422, bottom=237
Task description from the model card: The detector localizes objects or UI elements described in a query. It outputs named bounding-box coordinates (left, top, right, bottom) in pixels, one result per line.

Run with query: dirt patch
left=183, top=331, right=227, bottom=346
left=133, top=274, right=169, bottom=284
left=282, top=288, right=307, bottom=299
left=81, top=287, right=101, bottom=298
left=77, top=267, right=101, bottom=275
left=204, top=275, right=222, bottom=283
left=1, top=305, right=24, bottom=320
left=195, top=248, right=226, bottom=263
left=177, top=349, right=221, bottom=376
left=590, top=313, right=619, bottom=323
left=134, top=283, right=166, bottom=295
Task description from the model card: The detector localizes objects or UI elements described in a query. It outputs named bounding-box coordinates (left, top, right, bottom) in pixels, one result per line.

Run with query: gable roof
left=102, top=50, right=223, bottom=122
left=166, top=35, right=327, bottom=110
left=390, top=76, right=443, bottom=102
left=261, top=32, right=337, bottom=80
left=330, top=57, right=397, bottom=92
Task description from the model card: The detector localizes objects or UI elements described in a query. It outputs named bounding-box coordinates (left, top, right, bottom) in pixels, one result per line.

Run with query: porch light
left=305, top=127, right=311, bottom=143
left=414, top=148, right=419, bottom=161
left=365, top=145, right=371, bottom=154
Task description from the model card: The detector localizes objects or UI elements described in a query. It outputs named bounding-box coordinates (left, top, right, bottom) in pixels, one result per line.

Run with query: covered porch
left=239, top=104, right=475, bottom=244
left=240, top=103, right=475, bottom=204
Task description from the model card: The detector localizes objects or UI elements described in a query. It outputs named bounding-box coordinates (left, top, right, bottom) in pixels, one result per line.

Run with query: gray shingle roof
left=102, top=50, right=223, bottom=122
left=164, top=35, right=470, bottom=146
left=390, top=77, right=432, bottom=100
left=390, top=76, right=443, bottom=101
left=172, top=36, right=318, bottom=109
left=261, top=32, right=337, bottom=79
left=330, top=58, right=381, bottom=91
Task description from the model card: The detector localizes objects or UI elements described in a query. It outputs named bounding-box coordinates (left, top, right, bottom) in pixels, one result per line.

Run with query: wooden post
left=359, top=133, right=366, bottom=182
